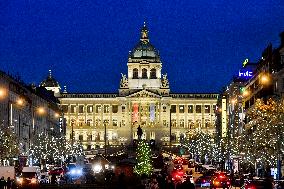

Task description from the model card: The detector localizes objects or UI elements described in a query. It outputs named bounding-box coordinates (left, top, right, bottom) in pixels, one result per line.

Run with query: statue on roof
left=161, top=73, right=169, bottom=88
left=120, top=73, right=128, bottom=88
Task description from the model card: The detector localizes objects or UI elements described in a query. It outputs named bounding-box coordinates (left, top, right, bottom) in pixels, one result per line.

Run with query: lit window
left=204, top=105, right=210, bottom=113
left=188, top=105, right=193, bottom=113
left=87, top=105, right=93, bottom=113
left=179, top=105, right=184, bottom=113
left=95, top=105, right=101, bottom=113
left=113, top=119, right=118, bottom=126
left=104, top=105, right=109, bottom=113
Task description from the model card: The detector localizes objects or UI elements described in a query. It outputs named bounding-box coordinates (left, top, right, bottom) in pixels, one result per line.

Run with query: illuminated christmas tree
left=134, top=140, right=153, bottom=176
left=0, top=123, right=19, bottom=161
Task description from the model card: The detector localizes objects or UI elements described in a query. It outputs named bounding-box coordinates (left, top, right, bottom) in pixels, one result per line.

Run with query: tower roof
left=129, top=22, right=160, bottom=59
left=40, top=70, right=60, bottom=88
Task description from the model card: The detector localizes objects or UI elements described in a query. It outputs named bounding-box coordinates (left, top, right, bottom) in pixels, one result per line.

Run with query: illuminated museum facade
left=55, top=24, right=218, bottom=150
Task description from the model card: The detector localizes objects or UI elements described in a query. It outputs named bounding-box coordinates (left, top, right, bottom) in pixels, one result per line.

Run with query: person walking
left=6, top=177, right=12, bottom=189
left=0, top=177, right=6, bottom=189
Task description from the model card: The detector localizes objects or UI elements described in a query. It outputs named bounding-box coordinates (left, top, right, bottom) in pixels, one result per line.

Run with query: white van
left=17, top=166, right=41, bottom=186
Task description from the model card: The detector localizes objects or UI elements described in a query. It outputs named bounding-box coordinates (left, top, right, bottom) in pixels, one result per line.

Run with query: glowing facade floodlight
left=54, top=112, right=60, bottom=118
left=37, top=107, right=46, bottom=115
left=242, top=90, right=249, bottom=97
left=0, top=87, right=7, bottom=99
left=261, top=74, right=269, bottom=84
left=16, top=98, right=24, bottom=106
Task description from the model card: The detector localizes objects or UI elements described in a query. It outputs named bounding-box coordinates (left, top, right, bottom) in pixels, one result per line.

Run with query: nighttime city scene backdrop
left=1, top=0, right=284, bottom=189
left=0, top=0, right=283, bottom=92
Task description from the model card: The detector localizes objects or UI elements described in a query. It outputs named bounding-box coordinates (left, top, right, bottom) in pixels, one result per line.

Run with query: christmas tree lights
left=134, top=140, right=153, bottom=176
left=0, top=123, right=19, bottom=161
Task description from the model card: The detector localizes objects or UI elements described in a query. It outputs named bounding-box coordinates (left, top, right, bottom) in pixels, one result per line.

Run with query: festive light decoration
left=134, top=140, right=153, bottom=176
left=0, top=123, right=19, bottom=161
left=183, top=131, right=216, bottom=163
left=29, top=133, right=83, bottom=165
left=237, top=98, right=284, bottom=168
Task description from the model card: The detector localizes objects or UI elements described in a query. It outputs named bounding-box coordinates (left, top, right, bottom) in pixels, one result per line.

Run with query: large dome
left=130, top=41, right=159, bottom=58
left=40, top=70, right=60, bottom=88
left=129, top=23, right=160, bottom=59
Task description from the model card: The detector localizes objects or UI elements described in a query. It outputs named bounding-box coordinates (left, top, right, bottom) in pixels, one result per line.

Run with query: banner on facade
left=132, top=103, right=139, bottom=123
left=150, top=103, right=155, bottom=122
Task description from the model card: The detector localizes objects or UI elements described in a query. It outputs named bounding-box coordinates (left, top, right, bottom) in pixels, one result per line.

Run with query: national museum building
left=44, top=24, right=218, bottom=150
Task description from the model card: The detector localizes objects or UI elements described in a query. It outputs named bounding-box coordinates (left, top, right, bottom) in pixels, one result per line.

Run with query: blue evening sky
left=0, top=0, right=284, bottom=93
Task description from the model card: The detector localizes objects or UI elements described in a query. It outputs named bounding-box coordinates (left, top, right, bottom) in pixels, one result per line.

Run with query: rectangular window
left=188, top=120, right=194, bottom=129
left=113, top=119, right=118, bottom=126
left=78, top=119, right=84, bottom=127
left=213, top=105, right=216, bottom=113
left=188, top=105, right=193, bottom=113
left=61, top=105, right=68, bottom=113
left=95, top=119, right=101, bottom=127
left=163, top=106, right=167, bottom=112
left=121, top=120, right=126, bottom=127
left=79, top=135, right=83, bottom=141
left=104, top=105, right=110, bottom=113
left=70, top=105, right=76, bottom=113
left=163, top=120, right=167, bottom=127
left=205, top=119, right=210, bottom=128
left=87, top=119, right=92, bottom=126
left=95, top=105, right=101, bottom=113
left=87, top=135, right=92, bottom=141
left=179, top=105, right=184, bottom=113
left=170, top=105, right=176, bottom=113
left=204, top=105, right=210, bottom=113
left=78, top=105, right=84, bottom=113
left=180, top=119, right=184, bottom=127
left=121, top=106, right=126, bottom=112
left=171, top=119, right=177, bottom=127
left=112, top=105, right=118, bottom=113
left=87, top=105, right=93, bottom=113
left=196, top=105, right=201, bottom=113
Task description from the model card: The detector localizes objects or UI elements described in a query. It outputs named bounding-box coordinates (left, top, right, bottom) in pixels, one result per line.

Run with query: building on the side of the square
left=56, top=23, right=218, bottom=151
left=215, top=31, right=284, bottom=150
left=0, top=70, right=65, bottom=156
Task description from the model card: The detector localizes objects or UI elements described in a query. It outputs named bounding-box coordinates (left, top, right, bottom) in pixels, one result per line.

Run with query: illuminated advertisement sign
left=238, top=70, right=253, bottom=78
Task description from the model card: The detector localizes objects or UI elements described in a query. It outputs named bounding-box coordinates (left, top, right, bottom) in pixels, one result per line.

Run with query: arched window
left=133, top=68, right=138, bottom=79
left=142, top=68, right=148, bottom=79
left=150, top=68, right=156, bottom=79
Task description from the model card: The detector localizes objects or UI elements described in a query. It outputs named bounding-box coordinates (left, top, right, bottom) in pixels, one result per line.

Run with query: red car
left=48, top=167, right=66, bottom=175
